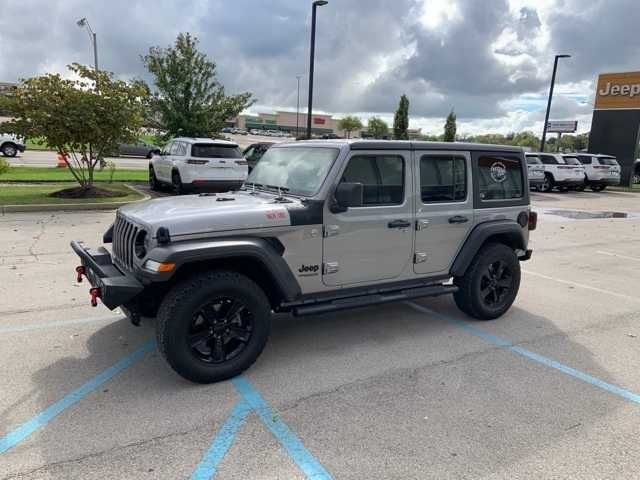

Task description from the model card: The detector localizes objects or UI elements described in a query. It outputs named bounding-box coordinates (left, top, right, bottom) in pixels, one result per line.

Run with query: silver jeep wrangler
left=72, top=140, right=536, bottom=383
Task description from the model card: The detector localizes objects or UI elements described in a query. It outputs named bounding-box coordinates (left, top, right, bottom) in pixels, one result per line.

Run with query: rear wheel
left=149, top=166, right=159, bottom=191
left=156, top=271, right=271, bottom=383
left=172, top=170, right=185, bottom=195
left=454, top=243, right=521, bottom=320
left=591, top=184, right=605, bottom=192
left=541, top=173, right=554, bottom=192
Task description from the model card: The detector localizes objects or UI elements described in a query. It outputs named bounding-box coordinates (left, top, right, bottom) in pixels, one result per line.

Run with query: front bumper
left=71, top=240, right=144, bottom=310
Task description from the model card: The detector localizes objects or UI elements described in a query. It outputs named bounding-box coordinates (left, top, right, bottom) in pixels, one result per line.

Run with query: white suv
left=0, top=133, right=26, bottom=157
left=149, top=138, right=248, bottom=194
left=531, top=152, right=586, bottom=192
left=577, top=154, right=621, bottom=191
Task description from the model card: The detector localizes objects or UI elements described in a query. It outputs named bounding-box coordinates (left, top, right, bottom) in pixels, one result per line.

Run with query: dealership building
left=229, top=111, right=357, bottom=137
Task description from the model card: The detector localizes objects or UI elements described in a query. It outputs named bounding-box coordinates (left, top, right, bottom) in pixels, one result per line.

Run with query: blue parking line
left=190, top=401, right=252, bottom=480
left=0, top=339, right=155, bottom=454
left=232, top=377, right=333, bottom=480
left=407, top=302, right=640, bottom=405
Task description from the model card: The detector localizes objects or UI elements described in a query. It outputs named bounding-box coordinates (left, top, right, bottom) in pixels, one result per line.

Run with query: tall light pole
left=296, top=75, right=302, bottom=137
left=540, top=54, right=571, bottom=152
left=76, top=17, right=99, bottom=91
left=307, top=0, right=328, bottom=139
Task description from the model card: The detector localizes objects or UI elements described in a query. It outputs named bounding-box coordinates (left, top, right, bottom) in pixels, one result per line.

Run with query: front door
left=322, top=151, right=414, bottom=286
left=413, top=151, right=473, bottom=275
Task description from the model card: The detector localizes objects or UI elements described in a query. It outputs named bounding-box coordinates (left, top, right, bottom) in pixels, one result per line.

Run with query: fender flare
left=450, top=220, right=526, bottom=277
left=146, top=237, right=301, bottom=302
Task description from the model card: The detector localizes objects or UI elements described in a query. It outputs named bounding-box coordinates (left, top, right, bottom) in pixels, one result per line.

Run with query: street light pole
left=307, top=0, right=328, bottom=139
left=296, top=75, right=302, bottom=138
left=540, top=54, right=571, bottom=152
left=77, top=18, right=99, bottom=91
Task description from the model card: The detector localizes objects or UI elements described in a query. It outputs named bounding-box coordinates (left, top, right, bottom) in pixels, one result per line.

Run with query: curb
left=0, top=184, right=150, bottom=214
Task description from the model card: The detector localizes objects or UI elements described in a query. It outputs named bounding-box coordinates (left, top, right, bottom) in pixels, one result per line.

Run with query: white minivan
left=149, top=138, right=248, bottom=194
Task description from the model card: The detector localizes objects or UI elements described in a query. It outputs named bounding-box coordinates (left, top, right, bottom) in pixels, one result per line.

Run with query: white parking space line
left=596, top=250, right=640, bottom=263
left=0, top=315, right=122, bottom=334
left=522, top=270, right=640, bottom=304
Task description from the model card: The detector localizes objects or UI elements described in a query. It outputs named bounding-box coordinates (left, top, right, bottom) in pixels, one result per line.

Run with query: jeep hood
left=118, top=191, right=295, bottom=238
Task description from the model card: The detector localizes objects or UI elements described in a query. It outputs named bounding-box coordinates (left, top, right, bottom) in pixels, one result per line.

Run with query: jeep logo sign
left=595, top=71, right=640, bottom=110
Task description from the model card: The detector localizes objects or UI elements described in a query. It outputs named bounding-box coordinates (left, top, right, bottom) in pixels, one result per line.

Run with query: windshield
left=526, top=156, right=542, bottom=165
left=562, top=156, right=581, bottom=165
left=191, top=144, right=242, bottom=158
left=598, top=157, right=618, bottom=166
left=246, top=147, right=339, bottom=196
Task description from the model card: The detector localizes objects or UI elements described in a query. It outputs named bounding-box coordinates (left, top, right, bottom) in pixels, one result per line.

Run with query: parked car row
left=526, top=152, right=621, bottom=193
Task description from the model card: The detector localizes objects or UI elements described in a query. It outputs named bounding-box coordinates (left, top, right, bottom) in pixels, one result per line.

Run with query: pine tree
left=443, top=109, right=457, bottom=142
left=393, top=94, right=410, bottom=140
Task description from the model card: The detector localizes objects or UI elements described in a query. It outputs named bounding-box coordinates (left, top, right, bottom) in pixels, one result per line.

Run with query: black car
left=118, top=141, right=161, bottom=159
left=243, top=142, right=274, bottom=172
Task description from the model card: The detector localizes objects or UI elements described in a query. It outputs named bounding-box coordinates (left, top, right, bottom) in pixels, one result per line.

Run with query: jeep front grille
left=112, top=214, right=139, bottom=271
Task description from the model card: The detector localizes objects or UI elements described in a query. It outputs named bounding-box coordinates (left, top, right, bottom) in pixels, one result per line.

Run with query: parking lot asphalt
left=1, top=190, right=640, bottom=479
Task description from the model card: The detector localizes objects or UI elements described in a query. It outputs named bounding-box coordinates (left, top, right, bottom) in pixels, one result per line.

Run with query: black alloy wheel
left=479, top=260, right=513, bottom=309
left=188, top=297, right=254, bottom=364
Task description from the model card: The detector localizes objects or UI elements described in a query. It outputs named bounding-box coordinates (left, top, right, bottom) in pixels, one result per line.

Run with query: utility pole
left=307, top=1, right=328, bottom=139
left=540, top=54, right=571, bottom=152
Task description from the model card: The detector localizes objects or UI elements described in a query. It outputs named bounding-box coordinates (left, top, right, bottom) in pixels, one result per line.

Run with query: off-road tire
left=156, top=270, right=271, bottom=384
left=1, top=143, right=18, bottom=157
left=453, top=243, right=521, bottom=320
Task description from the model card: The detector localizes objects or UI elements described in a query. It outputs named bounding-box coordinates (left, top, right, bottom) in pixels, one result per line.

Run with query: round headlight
left=134, top=230, right=147, bottom=259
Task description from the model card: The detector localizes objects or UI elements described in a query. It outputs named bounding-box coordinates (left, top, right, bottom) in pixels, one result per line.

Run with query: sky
left=0, top=0, right=638, bottom=136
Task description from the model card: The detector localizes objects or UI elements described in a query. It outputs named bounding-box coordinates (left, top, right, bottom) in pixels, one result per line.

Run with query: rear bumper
left=554, top=179, right=584, bottom=186
left=588, top=177, right=620, bottom=186
left=70, top=240, right=144, bottom=310
left=529, top=178, right=544, bottom=187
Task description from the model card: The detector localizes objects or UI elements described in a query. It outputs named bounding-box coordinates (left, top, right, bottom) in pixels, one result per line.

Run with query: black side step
left=292, top=284, right=458, bottom=316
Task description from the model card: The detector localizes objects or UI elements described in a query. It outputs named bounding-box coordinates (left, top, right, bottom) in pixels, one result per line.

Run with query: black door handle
left=388, top=219, right=411, bottom=229
left=448, top=215, right=469, bottom=224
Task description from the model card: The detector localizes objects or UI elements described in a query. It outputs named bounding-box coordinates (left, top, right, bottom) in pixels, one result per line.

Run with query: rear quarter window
left=191, top=144, right=243, bottom=158
left=598, top=157, right=618, bottom=166
left=476, top=154, right=524, bottom=202
left=526, top=156, right=542, bottom=165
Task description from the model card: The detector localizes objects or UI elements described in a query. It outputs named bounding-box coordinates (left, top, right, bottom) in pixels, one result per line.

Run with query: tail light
left=187, top=159, right=209, bottom=165
left=528, top=211, right=538, bottom=231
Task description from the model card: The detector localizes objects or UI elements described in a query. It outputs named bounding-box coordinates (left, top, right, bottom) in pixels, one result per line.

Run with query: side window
left=578, top=156, right=592, bottom=165
left=420, top=155, right=467, bottom=203
left=477, top=155, right=524, bottom=201
left=176, top=142, right=187, bottom=156
left=540, top=155, right=557, bottom=165
left=168, top=142, right=180, bottom=156
left=164, top=142, right=174, bottom=155
left=341, top=155, right=404, bottom=206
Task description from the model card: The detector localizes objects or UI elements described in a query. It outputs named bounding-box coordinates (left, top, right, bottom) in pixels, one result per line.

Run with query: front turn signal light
left=143, top=260, right=176, bottom=273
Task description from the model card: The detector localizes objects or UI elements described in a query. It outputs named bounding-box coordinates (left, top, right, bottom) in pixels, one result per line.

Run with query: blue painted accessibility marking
left=407, top=302, right=640, bottom=406
left=190, top=400, right=252, bottom=480
left=233, top=376, right=333, bottom=480
left=0, top=339, right=155, bottom=454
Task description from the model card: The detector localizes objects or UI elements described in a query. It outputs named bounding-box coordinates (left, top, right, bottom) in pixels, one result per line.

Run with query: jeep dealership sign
left=595, top=71, right=640, bottom=109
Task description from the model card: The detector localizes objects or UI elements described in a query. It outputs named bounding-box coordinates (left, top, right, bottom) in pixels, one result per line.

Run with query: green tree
left=512, top=131, right=540, bottom=150
left=574, top=133, right=589, bottom=151
left=367, top=116, right=389, bottom=139
left=393, top=94, right=410, bottom=140
left=0, top=64, right=147, bottom=194
left=142, top=33, right=253, bottom=137
left=337, top=115, right=363, bottom=138
left=443, top=109, right=457, bottom=142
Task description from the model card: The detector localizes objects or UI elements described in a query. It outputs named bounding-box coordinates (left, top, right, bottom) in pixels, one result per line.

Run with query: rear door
left=154, top=141, right=174, bottom=181
left=413, top=151, right=473, bottom=275
left=322, top=150, right=413, bottom=286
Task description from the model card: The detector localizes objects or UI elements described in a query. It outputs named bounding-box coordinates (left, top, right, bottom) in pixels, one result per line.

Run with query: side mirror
left=331, top=182, right=363, bottom=213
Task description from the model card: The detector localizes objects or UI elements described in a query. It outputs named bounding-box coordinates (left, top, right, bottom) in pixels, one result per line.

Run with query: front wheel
left=156, top=271, right=271, bottom=383
left=149, top=167, right=159, bottom=191
left=172, top=170, right=185, bottom=195
left=454, top=243, right=521, bottom=320
left=1, top=143, right=18, bottom=157
left=591, top=184, right=605, bottom=192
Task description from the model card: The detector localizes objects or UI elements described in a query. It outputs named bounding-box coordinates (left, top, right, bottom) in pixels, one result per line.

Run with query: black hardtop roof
left=288, top=139, right=524, bottom=153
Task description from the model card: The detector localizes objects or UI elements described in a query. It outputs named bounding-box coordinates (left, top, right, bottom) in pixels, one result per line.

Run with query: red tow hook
left=89, top=287, right=102, bottom=307
left=76, top=265, right=86, bottom=283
